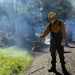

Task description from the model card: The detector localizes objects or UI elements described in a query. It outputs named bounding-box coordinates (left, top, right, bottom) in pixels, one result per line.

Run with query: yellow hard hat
left=48, top=12, right=56, bottom=19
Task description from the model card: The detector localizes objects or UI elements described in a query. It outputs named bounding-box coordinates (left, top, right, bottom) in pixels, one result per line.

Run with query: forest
left=0, top=0, right=75, bottom=75
left=0, top=0, right=75, bottom=49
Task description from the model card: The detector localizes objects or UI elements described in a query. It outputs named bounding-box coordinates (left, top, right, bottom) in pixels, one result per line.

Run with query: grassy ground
left=0, top=46, right=32, bottom=75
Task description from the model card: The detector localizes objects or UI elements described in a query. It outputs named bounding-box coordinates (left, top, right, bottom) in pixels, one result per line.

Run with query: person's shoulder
left=48, top=22, right=50, bottom=25
left=58, top=19, right=65, bottom=25
left=45, top=23, right=50, bottom=28
left=47, top=23, right=50, bottom=26
left=58, top=19, right=64, bottom=23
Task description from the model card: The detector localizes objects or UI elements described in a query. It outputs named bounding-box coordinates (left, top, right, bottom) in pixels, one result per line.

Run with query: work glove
left=38, top=37, right=43, bottom=43
left=61, top=38, right=65, bottom=46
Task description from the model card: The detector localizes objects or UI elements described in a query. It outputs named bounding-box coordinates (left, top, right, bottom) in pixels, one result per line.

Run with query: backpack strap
left=50, top=22, right=52, bottom=31
left=58, top=20, right=61, bottom=28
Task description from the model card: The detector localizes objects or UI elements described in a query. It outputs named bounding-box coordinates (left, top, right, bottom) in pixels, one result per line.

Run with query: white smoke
left=0, top=0, right=45, bottom=48
left=64, top=0, right=75, bottom=41
left=68, top=0, right=75, bottom=11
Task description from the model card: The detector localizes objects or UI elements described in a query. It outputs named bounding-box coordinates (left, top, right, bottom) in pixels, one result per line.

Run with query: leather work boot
left=62, top=66, right=70, bottom=75
left=48, top=67, right=56, bottom=72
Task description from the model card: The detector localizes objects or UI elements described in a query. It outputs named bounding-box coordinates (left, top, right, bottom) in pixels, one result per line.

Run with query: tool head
left=32, top=46, right=35, bottom=51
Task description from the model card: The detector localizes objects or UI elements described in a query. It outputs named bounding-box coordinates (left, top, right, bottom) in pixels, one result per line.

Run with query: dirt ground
left=24, top=43, right=75, bottom=75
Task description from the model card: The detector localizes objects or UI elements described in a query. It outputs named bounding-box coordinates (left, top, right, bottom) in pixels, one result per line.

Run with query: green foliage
left=0, top=46, right=32, bottom=75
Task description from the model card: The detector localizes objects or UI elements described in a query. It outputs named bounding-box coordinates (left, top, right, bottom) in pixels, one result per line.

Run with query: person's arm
left=40, top=23, right=50, bottom=38
left=61, top=22, right=66, bottom=45
left=61, top=22, right=66, bottom=38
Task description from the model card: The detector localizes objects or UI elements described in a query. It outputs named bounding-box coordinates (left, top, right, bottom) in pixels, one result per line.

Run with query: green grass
left=0, top=46, right=32, bottom=75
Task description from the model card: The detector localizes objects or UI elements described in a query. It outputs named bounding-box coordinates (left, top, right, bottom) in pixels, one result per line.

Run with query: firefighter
left=39, top=12, right=68, bottom=73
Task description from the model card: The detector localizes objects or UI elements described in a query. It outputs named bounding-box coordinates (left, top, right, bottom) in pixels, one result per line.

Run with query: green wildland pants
left=50, top=38, right=66, bottom=68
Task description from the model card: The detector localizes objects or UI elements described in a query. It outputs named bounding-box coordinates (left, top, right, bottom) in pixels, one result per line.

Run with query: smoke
left=0, top=0, right=75, bottom=49
left=0, top=0, right=44, bottom=49
left=64, top=0, right=75, bottom=41
left=68, top=0, right=75, bottom=12
left=65, top=16, right=75, bottom=41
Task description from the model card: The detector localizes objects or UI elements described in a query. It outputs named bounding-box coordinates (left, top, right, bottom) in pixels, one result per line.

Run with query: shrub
left=0, top=46, right=32, bottom=75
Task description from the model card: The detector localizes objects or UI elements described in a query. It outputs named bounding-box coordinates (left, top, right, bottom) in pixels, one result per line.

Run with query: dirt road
left=24, top=44, right=75, bottom=75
